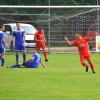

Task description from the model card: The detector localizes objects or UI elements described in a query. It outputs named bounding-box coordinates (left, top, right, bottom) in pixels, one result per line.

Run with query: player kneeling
left=9, top=49, right=45, bottom=69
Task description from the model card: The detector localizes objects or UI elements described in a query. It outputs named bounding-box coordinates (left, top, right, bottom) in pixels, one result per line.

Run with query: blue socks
left=1, top=58, right=5, bottom=66
left=16, top=54, right=19, bottom=64
left=23, top=54, right=26, bottom=63
left=16, top=54, right=26, bottom=64
left=0, top=56, right=5, bottom=66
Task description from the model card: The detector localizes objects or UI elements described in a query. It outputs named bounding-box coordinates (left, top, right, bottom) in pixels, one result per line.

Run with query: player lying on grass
left=35, top=28, right=48, bottom=62
left=9, top=49, right=46, bottom=69
left=64, top=33, right=95, bottom=73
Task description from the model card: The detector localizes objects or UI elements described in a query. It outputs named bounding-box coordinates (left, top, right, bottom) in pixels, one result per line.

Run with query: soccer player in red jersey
left=35, top=28, right=48, bottom=62
left=64, top=33, right=95, bottom=73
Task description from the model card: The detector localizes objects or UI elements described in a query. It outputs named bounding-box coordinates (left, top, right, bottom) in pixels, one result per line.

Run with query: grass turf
left=0, top=52, right=100, bottom=100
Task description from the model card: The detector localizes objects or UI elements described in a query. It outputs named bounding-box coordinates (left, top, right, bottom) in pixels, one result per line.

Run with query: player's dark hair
left=38, top=27, right=42, bottom=30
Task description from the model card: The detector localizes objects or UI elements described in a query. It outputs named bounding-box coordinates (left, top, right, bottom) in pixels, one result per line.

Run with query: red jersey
left=71, top=37, right=90, bottom=57
left=35, top=30, right=45, bottom=44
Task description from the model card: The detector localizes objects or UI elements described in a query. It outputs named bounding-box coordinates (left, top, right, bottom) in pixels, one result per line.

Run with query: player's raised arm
left=88, top=34, right=96, bottom=40
left=85, top=32, right=96, bottom=41
left=64, top=37, right=72, bottom=45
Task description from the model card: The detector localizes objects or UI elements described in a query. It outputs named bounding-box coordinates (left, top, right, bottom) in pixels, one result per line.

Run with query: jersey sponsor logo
left=78, top=43, right=85, bottom=47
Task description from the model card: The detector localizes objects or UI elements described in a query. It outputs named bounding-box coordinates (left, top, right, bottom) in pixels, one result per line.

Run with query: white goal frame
left=0, top=5, right=100, bottom=52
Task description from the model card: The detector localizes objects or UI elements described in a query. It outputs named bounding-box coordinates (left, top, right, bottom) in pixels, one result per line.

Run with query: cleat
left=6, top=66, right=10, bottom=68
left=1, top=64, right=4, bottom=66
left=23, top=63, right=26, bottom=66
left=86, top=66, right=88, bottom=72
left=93, top=71, right=95, bottom=74
left=45, top=58, right=48, bottom=62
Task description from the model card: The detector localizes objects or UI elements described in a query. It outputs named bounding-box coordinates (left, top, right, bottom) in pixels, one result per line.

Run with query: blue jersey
left=13, top=29, right=25, bottom=45
left=32, top=53, right=41, bottom=67
left=0, top=31, right=4, bottom=48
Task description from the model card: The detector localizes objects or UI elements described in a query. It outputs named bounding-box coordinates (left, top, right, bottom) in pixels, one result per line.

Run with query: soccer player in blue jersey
left=9, top=49, right=46, bottom=69
left=13, top=23, right=26, bottom=64
left=0, top=24, right=6, bottom=66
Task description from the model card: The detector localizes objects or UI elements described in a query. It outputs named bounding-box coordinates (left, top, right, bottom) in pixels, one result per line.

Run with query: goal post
left=0, top=5, right=100, bottom=53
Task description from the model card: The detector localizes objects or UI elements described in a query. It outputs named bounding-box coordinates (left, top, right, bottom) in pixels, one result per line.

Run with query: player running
left=35, top=28, right=48, bottom=62
left=9, top=49, right=46, bottom=69
left=0, top=24, right=7, bottom=66
left=13, top=23, right=26, bottom=64
left=64, top=33, right=95, bottom=73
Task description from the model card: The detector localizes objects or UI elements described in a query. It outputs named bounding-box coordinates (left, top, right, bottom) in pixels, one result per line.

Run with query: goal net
left=50, top=8, right=98, bottom=52
left=0, top=6, right=100, bottom=53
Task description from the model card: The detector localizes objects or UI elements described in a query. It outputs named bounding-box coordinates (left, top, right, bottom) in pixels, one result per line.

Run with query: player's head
left=0, top=24, right=5, bottom=31
left=75, top=33, right=82, bottom=39
left=38, top=27, right=43, bottom=33
left=16, top=23, right=21, bottom=30
left=32, top=48, right=37, bottom=54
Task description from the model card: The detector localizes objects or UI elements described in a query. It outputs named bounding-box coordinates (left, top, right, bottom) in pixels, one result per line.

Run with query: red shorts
left=80, top=55, right=91, bottom=63
left=36, top=43, right=46, bottom=49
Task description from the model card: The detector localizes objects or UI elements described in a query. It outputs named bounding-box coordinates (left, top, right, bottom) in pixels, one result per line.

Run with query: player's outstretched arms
left=40, top=61, right=46, bottom=69
left=64, top=37, right=72, bottom=45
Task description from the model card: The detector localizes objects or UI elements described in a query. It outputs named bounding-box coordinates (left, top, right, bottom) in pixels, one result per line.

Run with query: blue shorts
left=0, top=47, right=5, bottom=53
left=25, top=61, right=38, bottom=68
left=15, top=44, right=25, bottom=51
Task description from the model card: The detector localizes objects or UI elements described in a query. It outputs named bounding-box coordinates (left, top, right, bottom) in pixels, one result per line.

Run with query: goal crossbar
left=0, top=5, right=100, bottom=8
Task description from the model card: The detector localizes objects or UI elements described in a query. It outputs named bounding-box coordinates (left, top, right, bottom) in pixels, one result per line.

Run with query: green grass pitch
left=0, top=52, right=100, bottom=100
